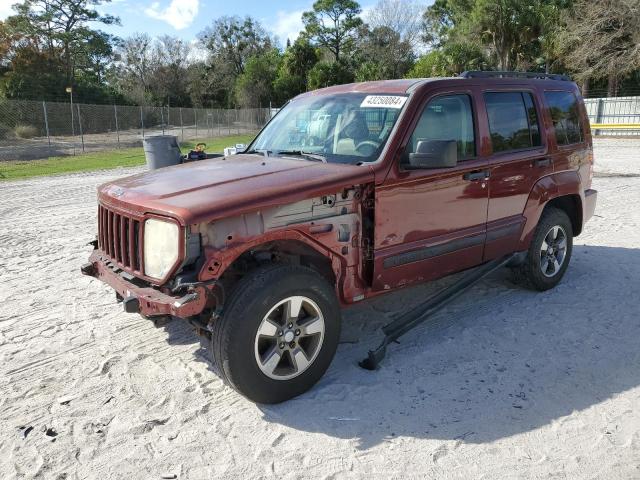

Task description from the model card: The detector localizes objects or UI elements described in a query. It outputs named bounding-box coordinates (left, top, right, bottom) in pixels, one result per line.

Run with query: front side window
left=484, top=92, right=542, bottom=153
left=544, top=91, right=583, bottom=145
left=249, top=93, right=406, bottom=164
left=404, top=94, right=476, bottom=164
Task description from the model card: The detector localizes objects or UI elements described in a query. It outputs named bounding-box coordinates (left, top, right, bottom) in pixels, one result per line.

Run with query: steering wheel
left=355, top=140, right=380, bottom=156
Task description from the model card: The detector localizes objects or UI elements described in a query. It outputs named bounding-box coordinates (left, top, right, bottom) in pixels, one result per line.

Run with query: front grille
left=98, top=204, right=142, bottom=273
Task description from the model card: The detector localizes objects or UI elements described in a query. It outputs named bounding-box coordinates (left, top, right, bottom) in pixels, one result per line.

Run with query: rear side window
left=544, top=91, right=583, bottom=145
left=484, top=92, right=542, bottom=153
left=406, top=94, right=475, bottom=162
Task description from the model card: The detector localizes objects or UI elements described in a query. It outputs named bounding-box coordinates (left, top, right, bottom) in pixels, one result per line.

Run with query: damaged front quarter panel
left=195, top=187, right=371, bottom=304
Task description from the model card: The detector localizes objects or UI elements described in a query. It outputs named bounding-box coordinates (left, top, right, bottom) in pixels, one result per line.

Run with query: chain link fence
left=2, top=96, right=638, bottom=162
left=0, top=99, right=272, bottom=161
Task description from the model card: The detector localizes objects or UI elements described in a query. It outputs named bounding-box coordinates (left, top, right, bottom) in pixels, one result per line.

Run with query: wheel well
left=217, top=240, right=336, bottom=300
left=546, top=194, right=583, bottom=236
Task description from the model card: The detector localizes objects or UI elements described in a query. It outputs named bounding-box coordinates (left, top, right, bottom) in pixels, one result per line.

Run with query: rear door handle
left=535, top=158, right=552, bottom=167
left=463, top=170, right=490, bottom=181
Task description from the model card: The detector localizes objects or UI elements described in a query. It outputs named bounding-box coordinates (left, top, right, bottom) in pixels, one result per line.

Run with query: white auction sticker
left=360, top=95, right=408, bottom=109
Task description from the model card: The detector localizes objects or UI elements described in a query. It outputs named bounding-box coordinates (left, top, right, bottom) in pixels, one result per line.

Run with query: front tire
left=209, top=264, right=341, bottom=403
left=512, top=207, right=573, bottom=291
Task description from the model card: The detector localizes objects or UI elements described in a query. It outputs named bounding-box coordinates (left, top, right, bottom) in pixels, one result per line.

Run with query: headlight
left=144, top=218, right=180, bottom=279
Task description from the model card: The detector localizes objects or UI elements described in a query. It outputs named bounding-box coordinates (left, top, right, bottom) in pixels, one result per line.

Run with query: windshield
left=249, top=93, right=407, bottom=164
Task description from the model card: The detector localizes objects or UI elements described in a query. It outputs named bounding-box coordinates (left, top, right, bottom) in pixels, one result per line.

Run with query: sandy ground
left=0, top=138, right=639, bottom=479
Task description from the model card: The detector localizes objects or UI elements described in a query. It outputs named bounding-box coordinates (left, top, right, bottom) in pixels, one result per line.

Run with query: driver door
left=372, top=91, right=490, bottom=291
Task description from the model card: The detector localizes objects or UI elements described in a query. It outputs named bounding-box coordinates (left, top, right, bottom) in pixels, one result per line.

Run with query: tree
left=111, top=34, right=194, bottom=106
left=420, top=0, right=569, bottom=72
left=421, top=0, right=461, bottom=48
left=10, top=0, right=119, bottom=85
left=463, top=0, right=541, bottom=71
left=199, top=16, right=272, bottom=76
left=366, top=0, right=424, bottom=49
left=2, top=43, right=67, bottom=100
left=273, top=37, right=320, bottom=102
left=153, top=35, right=192, bottom=106
left=111, top=33, right=154, bottom=104
left=302, top=0, right=363, bottom=62
left=557, top=0, right=640, bottom=96
left=529, top=0, right=569, bottom=73
left=75, top=30, right=115, bottom=84
left=407, top=42, right=490, bottom=77
left=185, top=63, right=209, bottom=107
left=282, top=37, right=320, bottom=80
left=356, top=25, right=415, bottom=80
left=1, top=0, right=120, bottom=102
left=235, top=49, right=282, bottom=107
left=198, top=16, right=272, bottom=107
left=307, top=60, right=354, bottom=89
left=0, top=21, right=16, bottom=67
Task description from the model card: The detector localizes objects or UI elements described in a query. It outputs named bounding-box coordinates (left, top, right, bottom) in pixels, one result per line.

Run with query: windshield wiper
left=245, top=149, right=271, bottom=157
left=274, top=150, right=327, bottom=163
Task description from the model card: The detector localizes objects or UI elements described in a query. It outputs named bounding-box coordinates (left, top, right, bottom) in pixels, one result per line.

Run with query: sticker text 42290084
left=360, top=95, right=408, bottom=109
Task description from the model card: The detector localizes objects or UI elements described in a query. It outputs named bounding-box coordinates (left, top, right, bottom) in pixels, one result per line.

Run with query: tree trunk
left=495, top=36, right=510, bottom=70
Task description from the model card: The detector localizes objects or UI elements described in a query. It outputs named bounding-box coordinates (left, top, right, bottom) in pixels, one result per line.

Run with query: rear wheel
left=209, top=264, right=341, bottom=403
left=512, top=207, right=573, bottom=291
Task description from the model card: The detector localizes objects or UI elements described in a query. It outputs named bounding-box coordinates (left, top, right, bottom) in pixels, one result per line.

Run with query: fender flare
left=519, top=170, right=584, bottom=250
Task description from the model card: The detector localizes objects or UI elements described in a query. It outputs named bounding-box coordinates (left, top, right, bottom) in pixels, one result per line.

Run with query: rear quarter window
left=484, top=92, right=542, bottom=153
left=544, top=91, right=584, bottom=146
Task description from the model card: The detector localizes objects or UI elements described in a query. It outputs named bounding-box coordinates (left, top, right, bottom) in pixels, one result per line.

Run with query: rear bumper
left=82, top=250, right=211, bottom=318
left=584, top=189, right=597, bottom=224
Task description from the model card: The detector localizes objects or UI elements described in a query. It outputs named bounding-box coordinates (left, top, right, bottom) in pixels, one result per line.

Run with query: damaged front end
left=81, top=202, right=222, bottom=331
left=82, top=146, right=378, bottom=319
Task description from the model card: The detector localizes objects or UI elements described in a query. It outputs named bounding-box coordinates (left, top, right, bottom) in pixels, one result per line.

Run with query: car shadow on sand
left=165, top=245, right=640, bottom=448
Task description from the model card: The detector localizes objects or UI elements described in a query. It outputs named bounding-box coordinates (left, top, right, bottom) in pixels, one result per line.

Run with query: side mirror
left=408, top=140, right=458, bottom=169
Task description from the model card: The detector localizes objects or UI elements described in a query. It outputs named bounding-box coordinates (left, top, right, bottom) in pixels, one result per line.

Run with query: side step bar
left=359, top=253, right=516, bottom=370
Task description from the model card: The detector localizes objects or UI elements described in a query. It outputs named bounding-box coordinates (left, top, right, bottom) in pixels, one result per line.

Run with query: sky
left=0, top=0, right=380, bottom=47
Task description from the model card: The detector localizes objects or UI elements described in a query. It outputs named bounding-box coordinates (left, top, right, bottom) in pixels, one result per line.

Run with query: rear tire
left=512, top=207, right=573, bottom=291
left=209, top=264, right=341, bottom=404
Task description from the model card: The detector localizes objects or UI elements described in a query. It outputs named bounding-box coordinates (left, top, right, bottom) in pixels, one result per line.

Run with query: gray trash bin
left=143, top=135, right=181, bottom=170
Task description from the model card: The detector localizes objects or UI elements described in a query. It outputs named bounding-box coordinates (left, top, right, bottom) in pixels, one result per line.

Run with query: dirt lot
left=1, top=139, right=639, bottom=479
left=0, top=124, right=258, bottom=161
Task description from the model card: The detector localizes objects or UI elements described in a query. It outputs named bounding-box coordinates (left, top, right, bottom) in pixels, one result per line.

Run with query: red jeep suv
left=83, top=72, right=597, bottom=403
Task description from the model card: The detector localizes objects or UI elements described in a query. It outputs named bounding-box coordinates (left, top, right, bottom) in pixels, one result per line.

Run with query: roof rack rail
left=459, top=71, right=571, bottom=81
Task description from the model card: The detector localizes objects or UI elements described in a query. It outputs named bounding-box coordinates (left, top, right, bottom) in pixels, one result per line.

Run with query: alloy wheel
left=254, top=296, right=325, bottom=380
left=539, top=225, right=568, bottom=278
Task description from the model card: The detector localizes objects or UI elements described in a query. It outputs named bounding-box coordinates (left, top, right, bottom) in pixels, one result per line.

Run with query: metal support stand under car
left=359, top=253, right=517, bottom=370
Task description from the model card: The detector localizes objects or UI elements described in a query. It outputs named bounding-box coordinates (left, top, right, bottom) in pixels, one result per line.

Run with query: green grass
left=0, top=134, right=255, bottom=181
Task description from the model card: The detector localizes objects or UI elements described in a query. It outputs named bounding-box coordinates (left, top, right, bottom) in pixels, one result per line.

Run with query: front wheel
left=209, top=264, right=341, bottom=403
left=512, top=207, right=573, bottom=291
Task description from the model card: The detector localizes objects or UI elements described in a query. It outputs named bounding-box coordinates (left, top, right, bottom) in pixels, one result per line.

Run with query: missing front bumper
left=82, top=250, right=213, bottom=318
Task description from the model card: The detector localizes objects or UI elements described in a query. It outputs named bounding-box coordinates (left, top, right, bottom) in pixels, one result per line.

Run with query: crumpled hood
left=98, top=154, right=373, bottom=224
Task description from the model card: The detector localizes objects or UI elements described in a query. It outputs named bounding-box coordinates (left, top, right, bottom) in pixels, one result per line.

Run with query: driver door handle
left=463, top=170, right=490, bottom=181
